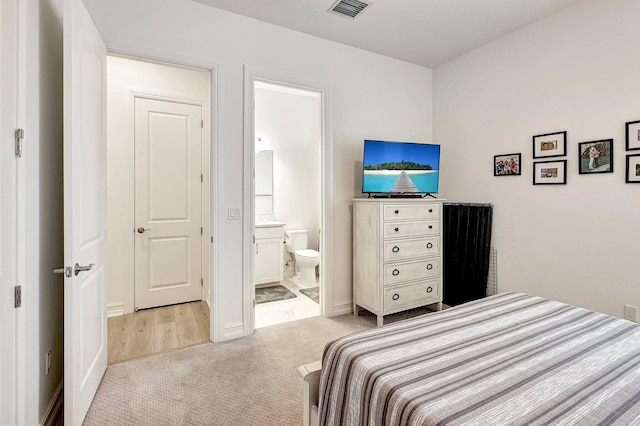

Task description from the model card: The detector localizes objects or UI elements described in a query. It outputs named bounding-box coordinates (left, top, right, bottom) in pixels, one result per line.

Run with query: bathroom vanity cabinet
left=254, top=222, right=284, bottom=285
left=352, top=198, right=444, bottom=326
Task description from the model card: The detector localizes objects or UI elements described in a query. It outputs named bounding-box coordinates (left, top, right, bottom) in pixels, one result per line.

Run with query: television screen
left=362, top=140, right=440, bottom=195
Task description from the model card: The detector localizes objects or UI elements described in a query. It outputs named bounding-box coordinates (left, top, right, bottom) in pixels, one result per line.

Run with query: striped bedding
left=318, top=293, right=640, bottom=425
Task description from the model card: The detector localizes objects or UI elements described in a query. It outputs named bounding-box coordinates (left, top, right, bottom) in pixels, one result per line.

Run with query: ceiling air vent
left=327, top=0, right=372, bottom=20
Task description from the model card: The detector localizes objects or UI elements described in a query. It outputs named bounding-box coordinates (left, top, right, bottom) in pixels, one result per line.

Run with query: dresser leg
left=436, top=302, right=443, bottom=311
left=353, top=304, right=358, bottom=317
left=377, top=316, right=384, bottom=327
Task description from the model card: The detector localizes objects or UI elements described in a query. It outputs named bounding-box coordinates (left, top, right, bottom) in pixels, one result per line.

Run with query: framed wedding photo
left=626, top=154, right=640, bottom=183
left=494, top=153, right=521, bottom=176
left=533, top=159, right=567, bottom=185
left=578, top=139, right=613, bottom=174
left=626, top=120, right=640, bottom=151
left=533, top=131, right=567, bottom=158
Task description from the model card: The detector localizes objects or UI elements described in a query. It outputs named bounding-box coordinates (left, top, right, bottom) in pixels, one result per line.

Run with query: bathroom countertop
left=255, top=220, right=285, bottom=228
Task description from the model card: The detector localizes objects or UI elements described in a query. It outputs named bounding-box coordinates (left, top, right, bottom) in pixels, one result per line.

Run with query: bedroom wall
left=24, top=0, right=64, bottom=422
left=434, top=0, right=640, bottom=318
left=83, top=0, right=433, bottom=338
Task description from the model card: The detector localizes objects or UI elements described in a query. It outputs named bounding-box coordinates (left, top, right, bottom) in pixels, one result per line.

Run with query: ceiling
left=191, top=0, right=584, bottom=68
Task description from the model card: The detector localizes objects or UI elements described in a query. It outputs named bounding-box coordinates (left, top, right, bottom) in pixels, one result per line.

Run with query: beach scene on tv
left=362, top=141, right=440, bottom=194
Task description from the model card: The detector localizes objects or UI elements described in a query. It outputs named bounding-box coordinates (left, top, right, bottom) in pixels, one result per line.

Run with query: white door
left=0, top=0, right=18, bottom=421
left=62, top=0, right=107, bottom=423
left=134, top=97, right=203, bottom=310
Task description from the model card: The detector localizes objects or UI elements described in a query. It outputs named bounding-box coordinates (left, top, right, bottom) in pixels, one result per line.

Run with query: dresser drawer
left=383, top=204, right=439, bottom=221
left=383, top=237, right=439, bottom=262
left=383, top=280, right=439, bottom=312
left=384, top=258, right=439, bottom=284
left=383, top=220, right=440, bottom=239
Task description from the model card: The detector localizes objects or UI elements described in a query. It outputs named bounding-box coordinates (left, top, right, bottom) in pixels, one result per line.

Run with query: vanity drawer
left=255, top=226, right=284, bottom=240
left=383, top=237, right=439, bottom=262
left=383, top=204, right=439, bottom=221
left=383, top=220, right=440, bottom=239
left=384, top=280, right=439, bottom=312
left=384, top=258, right=439, bottom=285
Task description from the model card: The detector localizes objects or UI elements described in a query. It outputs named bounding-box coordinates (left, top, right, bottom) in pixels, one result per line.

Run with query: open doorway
left=252, top=80, right=323, bottom=328
left=105, top=56, right=212, bottom=361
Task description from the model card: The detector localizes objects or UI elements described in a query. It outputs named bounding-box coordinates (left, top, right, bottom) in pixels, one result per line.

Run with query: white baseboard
left=332, top=300, right=353, bottom=317
left=223, top=322, right=244, bottom=341
left=107, top=302, right=124, bottom=317
left=41, top=382, right=63, bottom=426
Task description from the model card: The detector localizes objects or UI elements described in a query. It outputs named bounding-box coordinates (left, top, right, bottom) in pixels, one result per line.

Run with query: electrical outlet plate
left=624, top=305, right=637, bottom=322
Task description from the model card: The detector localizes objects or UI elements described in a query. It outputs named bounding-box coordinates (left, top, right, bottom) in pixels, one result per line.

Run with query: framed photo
left=533, top=159, right=567, bottom=185
left=494, top=153, right=521, bottom=176
left=578, top=139, right=613, bottom=174
left=626, top=120, right=640, bottom=151
left=533, top=131, right=567, bottom=158
left=626, top=154, right=640, bottom=183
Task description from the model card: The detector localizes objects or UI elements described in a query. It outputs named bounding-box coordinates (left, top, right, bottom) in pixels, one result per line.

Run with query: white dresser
left=352, top=198, right=443, bottom=326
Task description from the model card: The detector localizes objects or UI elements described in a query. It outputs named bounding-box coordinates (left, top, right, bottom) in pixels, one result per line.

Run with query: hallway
left=107, top=301, right=210, bottom=364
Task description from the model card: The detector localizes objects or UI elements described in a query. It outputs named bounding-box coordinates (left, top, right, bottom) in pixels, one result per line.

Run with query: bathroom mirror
left=255, top=150, right=273, bottom=195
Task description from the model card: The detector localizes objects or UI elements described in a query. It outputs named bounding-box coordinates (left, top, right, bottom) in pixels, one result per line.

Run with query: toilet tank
left=285, top=229, right=308, bottom=252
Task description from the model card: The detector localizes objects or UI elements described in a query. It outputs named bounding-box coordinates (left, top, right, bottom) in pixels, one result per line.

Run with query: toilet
left=284, top=229, right=320, bottom=287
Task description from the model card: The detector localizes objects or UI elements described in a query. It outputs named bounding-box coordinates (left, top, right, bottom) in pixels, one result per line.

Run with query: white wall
left=106, top=56, right=210, bottom=315
left=434, top=0, right=640, bottom=317
left=255, top=85, right=321, bottom=251
left=24, top=0, right=64, bottom=422
left=84, top=0, right=433, bottom=337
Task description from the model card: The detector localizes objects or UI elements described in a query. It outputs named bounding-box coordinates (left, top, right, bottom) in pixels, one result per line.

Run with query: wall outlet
left=45, top=349, right=52, bottom=375
left=624, top=305, right=637, bottom=322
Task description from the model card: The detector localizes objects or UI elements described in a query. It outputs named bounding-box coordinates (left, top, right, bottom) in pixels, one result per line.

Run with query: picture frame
left=494, top=153, right=521, bottom=176
left=533, top=131, right=567, bottom=158
left=533, top=159, right=566, bottom=185
left=626, top=120, right=640, bottom=151
left=578, top=139, right=613, bottom=174
left=626, top=154, right=640, bottom=183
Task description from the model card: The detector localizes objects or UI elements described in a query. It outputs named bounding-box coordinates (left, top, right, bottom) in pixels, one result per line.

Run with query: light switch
left=228, top=207, right=241, bottom=220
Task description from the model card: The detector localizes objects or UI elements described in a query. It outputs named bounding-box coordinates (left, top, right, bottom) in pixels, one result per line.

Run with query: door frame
left=106, top=44, right=221, bottom=341
left=242, top=67, right=334, bottom=335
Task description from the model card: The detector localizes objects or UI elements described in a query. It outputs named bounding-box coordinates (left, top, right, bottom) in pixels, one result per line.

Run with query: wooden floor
left=107, top=301, right=210, bottom=365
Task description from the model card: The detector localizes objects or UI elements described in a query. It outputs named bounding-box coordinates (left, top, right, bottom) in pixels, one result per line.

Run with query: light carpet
left=84, top=307, right=434, bottom=425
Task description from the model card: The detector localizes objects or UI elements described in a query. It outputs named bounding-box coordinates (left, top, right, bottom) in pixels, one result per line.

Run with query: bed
left=298, top=292, right=640, bottom=425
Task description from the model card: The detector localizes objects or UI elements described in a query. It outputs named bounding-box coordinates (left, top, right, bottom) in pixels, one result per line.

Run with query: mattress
left=319, top=293, right=640, bottom=425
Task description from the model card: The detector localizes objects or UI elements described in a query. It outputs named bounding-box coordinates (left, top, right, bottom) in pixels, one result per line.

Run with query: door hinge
left=201, top=119, right=204, bottom=128
left=201, top=227, right=203, bottom=235
left=201, top=173, right=203, bottom=182
left=15, top=128, right=24, bottom=157
left=14, top=285, right=22, bottom=308
left=253, top=299, right=256, bottom=308
left=201, top=278, right=203, bottom=287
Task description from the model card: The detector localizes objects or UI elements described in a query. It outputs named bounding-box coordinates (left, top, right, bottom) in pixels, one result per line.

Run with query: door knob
left=74, top=263, right=94, bottom=276
left=137, top=227, right=151, bottom=233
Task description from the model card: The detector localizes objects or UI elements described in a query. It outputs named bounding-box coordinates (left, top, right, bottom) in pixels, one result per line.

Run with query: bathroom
left=253, top=80, right=322, bottom=328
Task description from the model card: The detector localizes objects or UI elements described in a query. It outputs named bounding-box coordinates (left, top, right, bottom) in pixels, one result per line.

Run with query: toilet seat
left=295, top=249, right=319, bottom=259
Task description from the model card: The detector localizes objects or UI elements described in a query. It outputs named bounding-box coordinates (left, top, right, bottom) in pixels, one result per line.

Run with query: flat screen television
left=362, top=139, right=440, bottom=197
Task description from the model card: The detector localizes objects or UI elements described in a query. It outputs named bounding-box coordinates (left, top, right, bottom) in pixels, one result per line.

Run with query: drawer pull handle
left=392, top=269, right=400, bottom=276
left=394, top=227, right=399, bottom=232
left=426, top=286, right=433, bottom=293
left=426, top=242, right=433, bottom=249
left=428, top=225, right=433, bottom=229
left=392, top=293, right=400, bottom=300
left=394, top=209, right=399, bottom=214
left=426, top=264, right=433, bottom=270
left=392, top=246, right=400, bottom=253
left=429, top=209, right=433, bottom=213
